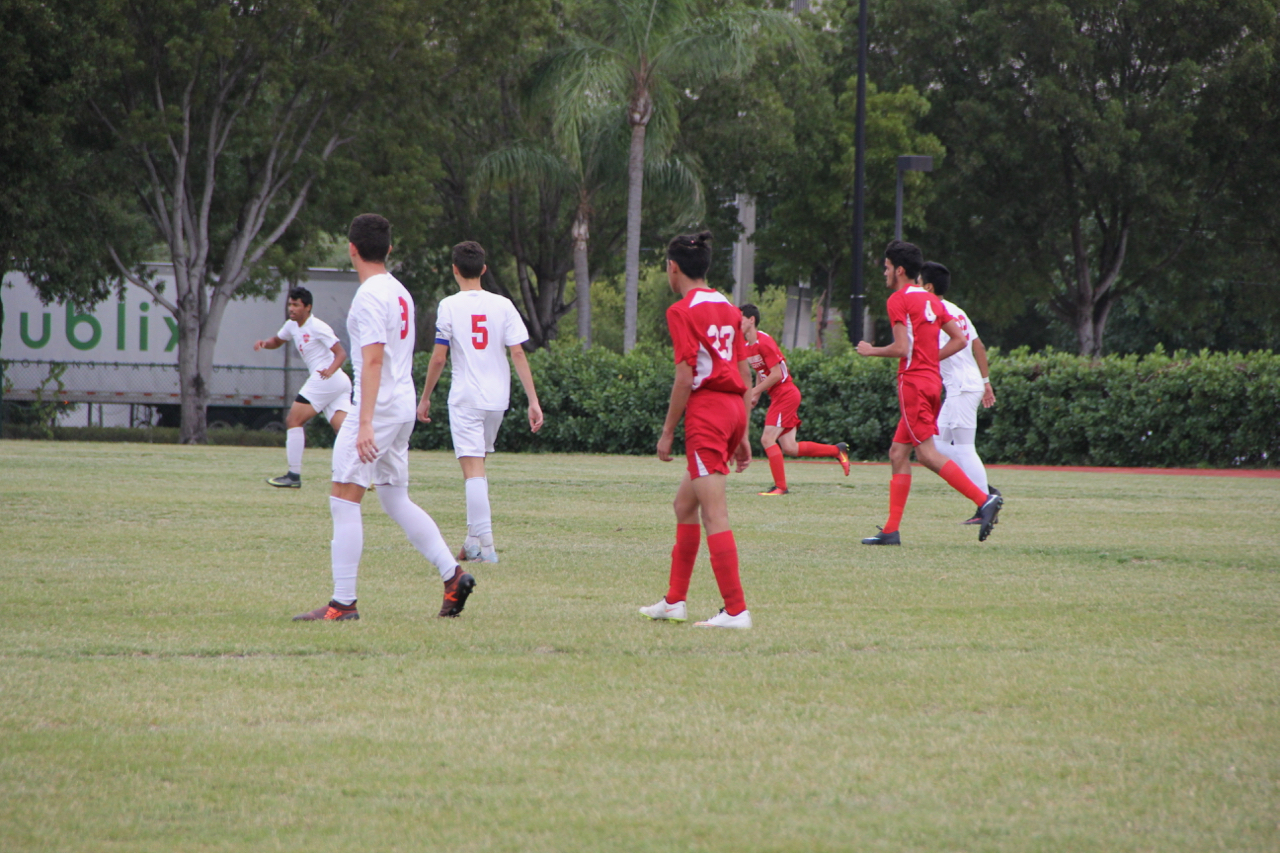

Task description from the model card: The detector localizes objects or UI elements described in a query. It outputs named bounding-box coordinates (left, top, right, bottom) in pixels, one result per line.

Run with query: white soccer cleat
left=456, top=539, right=482, bottom=562
left=694, top=609, right=752, bottom=629
left=478, top=548, right=499, bottom=564
left=638, top=598, right=687, bottom=622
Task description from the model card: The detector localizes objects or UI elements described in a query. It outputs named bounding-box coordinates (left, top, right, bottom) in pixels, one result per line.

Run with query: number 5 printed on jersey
left=471, top=314, right=489, bottom=349
left=706, top=324, right=735, bottom=360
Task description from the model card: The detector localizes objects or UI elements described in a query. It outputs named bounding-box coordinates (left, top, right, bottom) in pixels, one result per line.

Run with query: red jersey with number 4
left=886, top=285, right=953, bottom=382
left=666, top=288, right=747, bottom=395
left=745, top=330, right=794, bottom=390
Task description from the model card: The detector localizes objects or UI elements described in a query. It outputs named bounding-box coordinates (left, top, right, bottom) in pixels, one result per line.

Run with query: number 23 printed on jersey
left=706, top=324, right=735, bottom=360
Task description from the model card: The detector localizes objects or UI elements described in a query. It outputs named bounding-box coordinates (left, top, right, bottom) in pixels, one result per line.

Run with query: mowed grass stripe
left=1, top=440, right=1277, bottom=852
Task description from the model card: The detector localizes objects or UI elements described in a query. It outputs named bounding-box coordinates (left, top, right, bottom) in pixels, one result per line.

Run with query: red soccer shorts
left=893, top=375, right=942, bottom=446
left=763, top=383, right=803, bottom=432
left=685, top=390, right=747, bottom=478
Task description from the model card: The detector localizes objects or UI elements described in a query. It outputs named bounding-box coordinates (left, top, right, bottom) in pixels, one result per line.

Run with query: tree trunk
left=572, top=205, right=591, bottom=349
left=623, top=110, right=649, bottom=353
left=1052, top=220, right=1128, bottom=358
left=176, top=293, right=207, bottom=444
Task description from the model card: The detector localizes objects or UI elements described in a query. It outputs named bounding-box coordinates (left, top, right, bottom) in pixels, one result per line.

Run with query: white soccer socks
left=465, top=477, right=497, bottom=559
left=286, top=427, right=304, bottom=475
left=376, top=484, right=459, bottom=581
left=329, top=496, right=362, bottom=605
left=938, top=426, right=989, bottom=494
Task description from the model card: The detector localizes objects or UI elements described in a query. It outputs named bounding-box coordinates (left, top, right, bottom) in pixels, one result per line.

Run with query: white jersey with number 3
left=937, top=298, right=984, bottom=394
left=346, top=272, right=417, bottom=423
left=435, top=289, right=530, bottom=411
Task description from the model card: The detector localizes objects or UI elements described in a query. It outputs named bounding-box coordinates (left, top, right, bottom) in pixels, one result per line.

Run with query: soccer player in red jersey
left=739, top=304, right=851, bottom=495
left=855, top=240, right=1003, bottom=544
left=639, top=231, right=754, bottom=629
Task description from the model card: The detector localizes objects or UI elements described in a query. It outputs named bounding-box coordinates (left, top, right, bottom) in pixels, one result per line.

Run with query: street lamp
left=895, top=155, right=934, bottom=240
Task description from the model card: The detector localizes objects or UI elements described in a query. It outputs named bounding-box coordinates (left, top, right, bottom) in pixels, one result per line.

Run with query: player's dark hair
left=739, top=303, right=761, bottom=323
left=287, top=286, right=313, bottom=307
left=666, top=230, right=713, bottom=280
left=920, top=261, right=951, bottom=296
left=884, top=239, right=924, bottom=280
left=452, top=241, right=486, bottom=279
left=348, top=213, right=392, bottom=262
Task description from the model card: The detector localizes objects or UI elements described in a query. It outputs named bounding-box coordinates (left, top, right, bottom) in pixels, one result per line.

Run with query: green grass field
left=2, top=440, right=1278, bottom=852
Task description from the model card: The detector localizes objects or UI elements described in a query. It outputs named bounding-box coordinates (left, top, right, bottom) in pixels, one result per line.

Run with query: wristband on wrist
left=983, top=378, right=991, bottom=384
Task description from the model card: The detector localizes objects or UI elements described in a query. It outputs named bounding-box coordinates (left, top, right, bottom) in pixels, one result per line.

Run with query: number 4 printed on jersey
left=471, top=314, right=489, bottom=349
left=706, top=324, right=734, bottom=360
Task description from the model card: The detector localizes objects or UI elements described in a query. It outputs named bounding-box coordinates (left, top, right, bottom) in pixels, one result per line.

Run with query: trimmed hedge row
left=402, top=343, right=1277, bottom=468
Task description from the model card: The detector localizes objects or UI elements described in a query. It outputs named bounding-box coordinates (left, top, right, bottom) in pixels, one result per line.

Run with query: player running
left=639, top=231, right=754, bottom=629
left=254, top=287, right=352, bottom=488
left=417, top=240, right=544, bottom=565
left=855, top=240, right=1003, bottom=544
left=739, top=303, right=850, bottom=495
left=919, top=261, right=999, bottom=524
left=293, top=213, right=474, bottom=622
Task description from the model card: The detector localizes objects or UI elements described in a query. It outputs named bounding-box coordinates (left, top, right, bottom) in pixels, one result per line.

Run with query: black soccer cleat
left=267, top=472, right=301, bottom=488
left=977, top=492, right=1004, bottom=542
left=964, top=487, right=1001, bottom=525
left=861, top=527, right=901, bottom=545
left=438, top=569, right=477, bottom=618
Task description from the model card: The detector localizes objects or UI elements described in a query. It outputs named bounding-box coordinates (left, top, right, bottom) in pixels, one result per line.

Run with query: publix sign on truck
left=2, top=264, right=358, bottom=428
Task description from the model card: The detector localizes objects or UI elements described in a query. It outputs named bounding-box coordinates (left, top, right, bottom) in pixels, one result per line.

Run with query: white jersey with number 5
left=435, top=289, right=530, bottom=411
left=346, top=272, right=417, bottom=423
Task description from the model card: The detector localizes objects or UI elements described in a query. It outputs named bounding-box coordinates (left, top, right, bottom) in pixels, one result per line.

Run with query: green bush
left=983, top=347, right=1280, bottom=467
left=11, top=345, right=1276, bottom=467
left=410, top=342, right=1278, bottom=467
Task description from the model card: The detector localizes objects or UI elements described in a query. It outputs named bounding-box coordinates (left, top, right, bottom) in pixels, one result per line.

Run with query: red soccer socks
left=884, top=473, right=912, bottom=534
left=939, top=460, right=988, bottom=506
left=796, top=441, right=839, bottom=457
left=706, top=530, right=747, bottom=617
left=665, top=523, right=701, bottom=605
left=765, top=444, right=787, bottom=491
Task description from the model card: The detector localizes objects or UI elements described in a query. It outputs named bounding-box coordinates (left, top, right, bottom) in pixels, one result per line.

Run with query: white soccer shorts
left=449, top=406, right=505, bottom=458
left=298, top=371, right=353, bottom=423
left=331, top=419, right=414, bottom=488
left=937, top=387, right=982, bottom=432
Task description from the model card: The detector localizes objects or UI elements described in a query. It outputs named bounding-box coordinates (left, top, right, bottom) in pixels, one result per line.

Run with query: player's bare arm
left=416, top=343, right=450, bottom=423
left=856, top=323, right=909, bottom=359
left=972, top=338, right=996, bottom=407
left=254, top=336, right=285, bottom=351
left=938, top=319, right=968, bottom=361
left=319, top=342, right=347, bottom=379
left=657, top=361, right=695, bottom=462
left=750, top=363, right=784, bottom=408
left=509, top=345, right=544, bottom=433
left=356, top=342, right=384, bottom=463
left=735, top=360, right=753, bottom=472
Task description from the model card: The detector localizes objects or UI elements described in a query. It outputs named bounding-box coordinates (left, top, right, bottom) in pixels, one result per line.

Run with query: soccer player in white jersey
left=254, top=287, right=352, bottom=488
left=417, top=241, right=544, bottom=564
left=293, top=214, right=475, bottom=622
left=920, top=261, right=999, bottom=523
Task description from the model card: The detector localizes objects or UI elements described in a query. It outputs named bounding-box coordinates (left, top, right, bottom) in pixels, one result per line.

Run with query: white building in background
left=1, top=265, right=358, bottom=428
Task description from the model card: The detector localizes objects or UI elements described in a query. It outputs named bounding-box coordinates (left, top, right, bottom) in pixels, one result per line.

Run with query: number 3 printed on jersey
left=706, top=324, right=735, bottom=360
left=471, top=314, right=489, bottom=349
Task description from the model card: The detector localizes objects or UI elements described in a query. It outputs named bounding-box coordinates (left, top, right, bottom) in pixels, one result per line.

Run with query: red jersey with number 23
left=666, top=288, right=748, bottom=396
left=886, top=285, right=953, bottom=384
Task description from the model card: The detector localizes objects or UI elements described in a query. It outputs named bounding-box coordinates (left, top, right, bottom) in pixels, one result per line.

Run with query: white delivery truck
left=1, top=264, right=359, bottom=429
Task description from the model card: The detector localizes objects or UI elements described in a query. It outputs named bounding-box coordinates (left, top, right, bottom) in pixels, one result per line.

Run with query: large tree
left=876, top=0, right=1280, bottom=356
left=541, top=0, right=803, bottom=351
left=69, top=0, right=442, bottom=442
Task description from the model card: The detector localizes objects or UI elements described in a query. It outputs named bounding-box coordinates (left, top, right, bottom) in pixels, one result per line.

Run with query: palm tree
left=476, top=105, right=702, bottom=349
left=541, top=0, right=803, bottom=351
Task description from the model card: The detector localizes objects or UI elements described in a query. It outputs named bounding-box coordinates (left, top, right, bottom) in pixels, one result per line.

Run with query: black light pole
left=849, top=0, right=869, bottom=343
left=895, top=155, right=934, bottom=240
